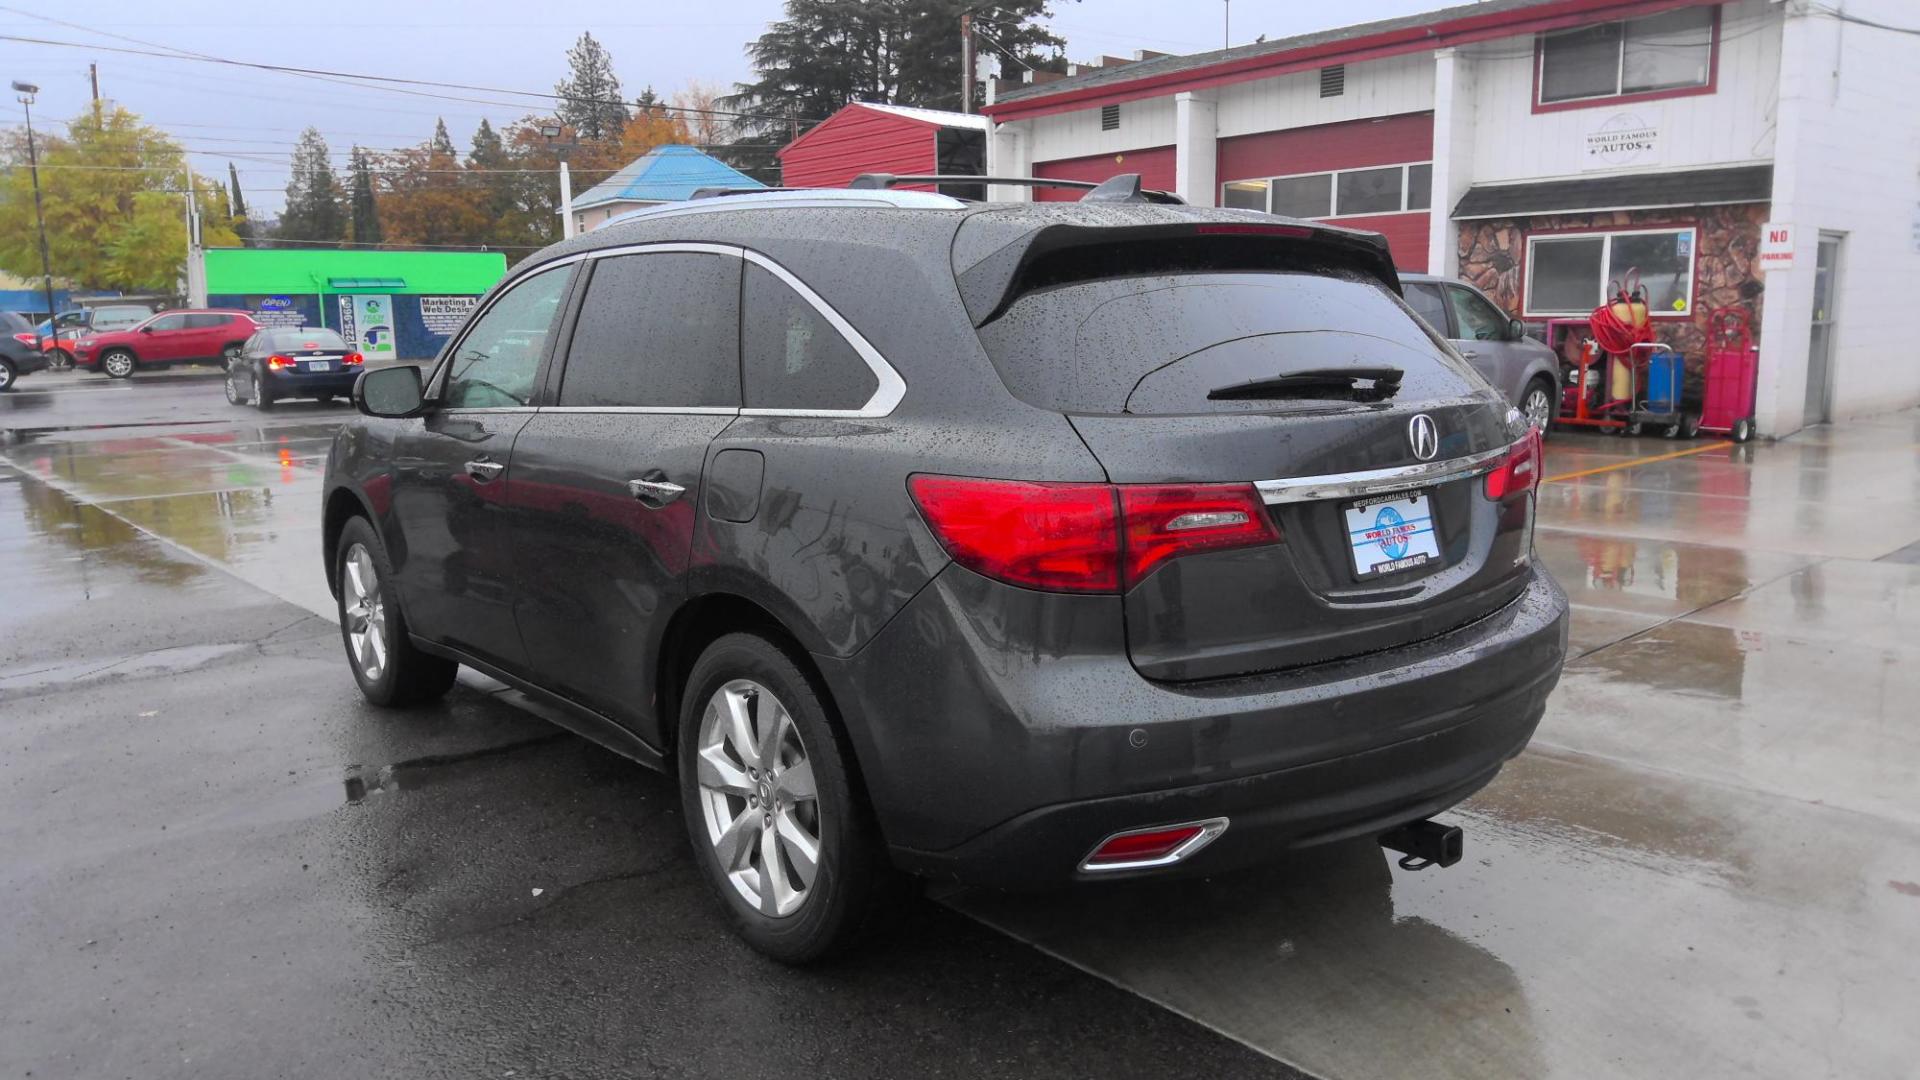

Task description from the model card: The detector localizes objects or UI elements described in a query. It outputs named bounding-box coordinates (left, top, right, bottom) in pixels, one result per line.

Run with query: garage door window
left=1524, top=228, right=1695, bottom=317
left=1222, top=162, right=1432, bottom=220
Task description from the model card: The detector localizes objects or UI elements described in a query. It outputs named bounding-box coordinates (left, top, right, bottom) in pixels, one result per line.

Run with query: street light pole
left=12, top=81, right=59, bottom=358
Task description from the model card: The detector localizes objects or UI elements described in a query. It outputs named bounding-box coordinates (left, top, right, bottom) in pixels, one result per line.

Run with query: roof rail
left=848, top=172, right=1184, bottom=204
left=688, top=186, right=803, bottom=200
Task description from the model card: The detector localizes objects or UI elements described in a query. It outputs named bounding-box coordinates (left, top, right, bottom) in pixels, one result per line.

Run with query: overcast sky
left=1, top=0, right=1459, bottom=215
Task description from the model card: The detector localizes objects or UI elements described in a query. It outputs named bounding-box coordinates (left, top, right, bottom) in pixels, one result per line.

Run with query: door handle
left=627, top=476, right=686, bottom=508
left=1459, top=349, right=1481, bottom=358
left=465, top=458, right=506, bottom=483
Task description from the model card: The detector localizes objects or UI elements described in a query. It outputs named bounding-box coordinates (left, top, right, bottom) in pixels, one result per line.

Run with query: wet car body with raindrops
left=320, top=187, right=1569, bottom=960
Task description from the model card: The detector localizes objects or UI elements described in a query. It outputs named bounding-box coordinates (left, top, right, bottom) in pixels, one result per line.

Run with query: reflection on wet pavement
left=6, top=398, right=1919, bottom=1079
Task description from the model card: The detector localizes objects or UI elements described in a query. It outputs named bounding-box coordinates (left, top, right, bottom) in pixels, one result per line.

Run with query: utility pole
left=960, top=12, right=975, bottom=114
left=89, top=62, right=100, bottom=125
left=1224, top=0, right=1231, bottom=49
left=541, top=124, right=577, bottom=239
left=183, top=179, right=206, bottom=307
left=11, top=82, right=58, bottom=353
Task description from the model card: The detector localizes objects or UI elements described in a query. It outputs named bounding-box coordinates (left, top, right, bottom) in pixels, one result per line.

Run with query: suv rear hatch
left=960, top=216, right=1538, bottom=681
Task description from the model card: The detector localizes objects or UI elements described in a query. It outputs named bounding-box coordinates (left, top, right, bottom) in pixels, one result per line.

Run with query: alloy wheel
left=224, top=374, right=243, bottom=404
left=0, top=364, right=13, bottom=391
left=103, top=353, right=134, bottom=378
left=341, top=543, right=388, bottom=682
left=1523, top=385, right=1554, bottom=431
left=695, top=679, right=823, bottom=918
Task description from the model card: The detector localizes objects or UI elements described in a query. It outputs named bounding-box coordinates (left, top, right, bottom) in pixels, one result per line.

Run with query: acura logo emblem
left=1408, top=414, right=1439, bottom=461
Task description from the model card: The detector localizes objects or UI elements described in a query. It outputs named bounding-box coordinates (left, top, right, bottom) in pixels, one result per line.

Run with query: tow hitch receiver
left=1379, top=819, right=1464, bottom=871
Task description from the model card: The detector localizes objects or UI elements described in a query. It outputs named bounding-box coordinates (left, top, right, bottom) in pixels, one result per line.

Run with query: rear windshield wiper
left=1206, top=366, right=1403, bottom=402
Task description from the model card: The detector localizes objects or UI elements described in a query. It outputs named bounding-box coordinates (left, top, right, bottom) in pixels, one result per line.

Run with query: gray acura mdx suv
left=323, top=182, right=1569, bottom=962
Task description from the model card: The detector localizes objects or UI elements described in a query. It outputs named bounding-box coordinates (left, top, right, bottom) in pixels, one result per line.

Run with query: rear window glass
left=975, top=268, right=1471, bottom=415
left=269, top=328, right=347, bottom=350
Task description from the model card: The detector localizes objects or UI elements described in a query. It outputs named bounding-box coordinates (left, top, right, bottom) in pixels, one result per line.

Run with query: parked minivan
left=323, top=183, right=1568, bottom=961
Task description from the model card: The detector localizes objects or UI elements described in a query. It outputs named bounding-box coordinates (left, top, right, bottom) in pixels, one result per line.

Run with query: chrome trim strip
left=537, top=405, right=739, bottom=416
left=1254, top=444, right=1510, bottom=505
left=1079, top=818, right=1230, bottom=874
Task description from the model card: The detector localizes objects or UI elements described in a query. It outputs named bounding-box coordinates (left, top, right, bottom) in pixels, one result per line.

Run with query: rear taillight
left=1118, top=484, right=1280, bottom=585
left=1483, top=429, right=1543, bottom=501
left=12, top=332, right=34, bottom=346
left=267, top=354, right=295, bottom=371
left=908, top=475, right=1280, bottom=594
left=343, top=352, right=364, bottom=366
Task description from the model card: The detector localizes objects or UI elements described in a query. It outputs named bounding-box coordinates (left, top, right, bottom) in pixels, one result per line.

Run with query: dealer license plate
left=1343, top=491, right=1439, bottom=577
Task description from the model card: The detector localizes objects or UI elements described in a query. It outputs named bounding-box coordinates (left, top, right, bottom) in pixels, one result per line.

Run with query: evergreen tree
left=467, top=118, right=515, bottom=220
left=554, top=32, right=630, bottom=140
left=725, top=0, right=1063, bottom=126
left=279, top=127, right=345, bottom=243
left=227, top=161, right=253, bottom=247
left=431, top=117, right=457, bottom=158
left=348, top=146, right=382, bottom=245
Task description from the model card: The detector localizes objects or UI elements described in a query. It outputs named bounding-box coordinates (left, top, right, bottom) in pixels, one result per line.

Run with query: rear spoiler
left=952, top=220, right=1403, bottom=327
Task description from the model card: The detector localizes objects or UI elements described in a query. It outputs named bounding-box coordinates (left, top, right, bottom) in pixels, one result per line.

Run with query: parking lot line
left=1543, top=440, right=1733, bottom=484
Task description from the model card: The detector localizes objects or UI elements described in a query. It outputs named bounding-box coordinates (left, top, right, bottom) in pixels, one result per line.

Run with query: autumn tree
left=554, top=32, right=630, bottom=140
left=377, top=121, right=488, bottom=247
left=0, top=105, right=237, bottom=292
left=279, top=127, right=345, bottom=243
left=672, top=79, right=728, bottom=148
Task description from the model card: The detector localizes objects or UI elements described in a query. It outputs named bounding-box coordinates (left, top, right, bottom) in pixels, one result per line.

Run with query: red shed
left=778, top=102, right=989, bottom=196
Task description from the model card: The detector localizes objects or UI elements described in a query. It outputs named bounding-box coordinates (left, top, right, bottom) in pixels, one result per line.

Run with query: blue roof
left=571, top=145, right=766, bottom=209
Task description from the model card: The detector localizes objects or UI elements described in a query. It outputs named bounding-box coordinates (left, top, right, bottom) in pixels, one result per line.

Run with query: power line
left=0, top=29, right=819, bottom=125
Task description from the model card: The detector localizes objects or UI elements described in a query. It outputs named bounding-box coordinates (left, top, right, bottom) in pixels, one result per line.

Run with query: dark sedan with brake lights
left=225, top=327, right=364, bottom=409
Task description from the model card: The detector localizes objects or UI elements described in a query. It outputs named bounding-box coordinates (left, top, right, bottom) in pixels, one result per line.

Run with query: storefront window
left=1539, top=6, right=1715, bottom=105
left=1524, top=229, right=1695, bottom=316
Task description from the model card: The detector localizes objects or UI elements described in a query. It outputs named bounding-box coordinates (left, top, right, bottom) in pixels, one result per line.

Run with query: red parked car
left=72, top=309, right=260, bottom=378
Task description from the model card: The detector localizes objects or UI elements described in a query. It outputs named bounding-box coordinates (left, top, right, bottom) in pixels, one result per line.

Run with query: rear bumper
left=263, top=369, right=360, bottom=397
left=8, top=352, right=50, bottom=376
left=818, top=562, right=1567, bottom=888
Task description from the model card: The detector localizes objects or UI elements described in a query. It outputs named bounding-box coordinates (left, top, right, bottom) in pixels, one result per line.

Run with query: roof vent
left=1101, top=103, right=1120, bottom=131
left=1320, top=65, right=1346, bottom=98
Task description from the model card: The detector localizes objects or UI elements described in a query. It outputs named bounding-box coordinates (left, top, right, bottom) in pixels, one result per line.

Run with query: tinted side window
left=558, top=252, right=740, bottom=409
left=1445, top=285, right=1510, bottom=341
left=184, top=314, right=227, bottom=329
left=147, top=314, right=189, bottom=331
left=441, top=265, right=574, bottom=408
left=741, top=263, right=877, bottom=411
left=1403, top=283, right=1451, bottom=336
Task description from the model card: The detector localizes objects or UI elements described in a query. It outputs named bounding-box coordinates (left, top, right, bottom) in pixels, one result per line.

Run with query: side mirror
left=1508, top=318, right=1527, bottom=342
left=138, top=325, right=154, bottom=334
left=354, top=365, right=425, bottom=418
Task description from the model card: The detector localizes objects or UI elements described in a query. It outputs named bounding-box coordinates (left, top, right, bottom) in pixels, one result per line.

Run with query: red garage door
left=1217, top=112, right=1434, bottom=271
left=1034, top=146, right=1176, bottom=201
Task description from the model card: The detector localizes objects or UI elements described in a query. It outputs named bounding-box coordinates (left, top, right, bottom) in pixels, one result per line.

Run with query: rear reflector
left=908, top=476, right=1280, bottom=594
left=1082, top=818, right=1229, bottom=872
left=1483, top=428, right=1543, bottom=501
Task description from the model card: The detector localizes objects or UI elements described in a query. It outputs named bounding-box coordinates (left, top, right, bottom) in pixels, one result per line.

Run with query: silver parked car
left=1401, top=274, right=1559, bottom=432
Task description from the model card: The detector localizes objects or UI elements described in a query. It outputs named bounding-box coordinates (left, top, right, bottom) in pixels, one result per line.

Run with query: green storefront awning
left=202, top=248, right=506, bottom=295
left=327, top=277, right=407, bottom=289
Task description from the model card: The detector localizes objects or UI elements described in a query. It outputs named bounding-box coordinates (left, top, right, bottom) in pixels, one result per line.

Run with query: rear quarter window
left=975, top=269, right=1478, bottom=415
left=740, top=263, right=878, bottom=412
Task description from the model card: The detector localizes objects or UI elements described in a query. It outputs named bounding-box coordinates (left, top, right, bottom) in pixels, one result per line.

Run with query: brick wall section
left=1458, top=203, right=1769, bottom=396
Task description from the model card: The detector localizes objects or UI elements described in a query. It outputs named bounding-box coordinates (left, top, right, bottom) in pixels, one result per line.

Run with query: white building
left=983, top=0, right=1920, bottom=435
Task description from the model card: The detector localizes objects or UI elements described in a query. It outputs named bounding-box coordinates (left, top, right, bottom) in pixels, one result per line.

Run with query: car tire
left=334, top=516, right=458, bottom=707
left=317, top=394, right=334, bottom=406
left=0, top=359, right=15, bottom=392
left=48, top=349, right=74, bottom=371
left=1520, top=376, right=1557, bottom=436
left=101, top=350, right=136, bottom=379
left=223, top=371, right=247, bottom=406
left=255, top=381, right=275, bottom=410
left=678, top=632, right=890, bottom=964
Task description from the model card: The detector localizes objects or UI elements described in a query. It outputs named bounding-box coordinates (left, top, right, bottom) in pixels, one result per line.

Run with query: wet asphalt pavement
left=3, top=369, right=1918, bottom=1079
